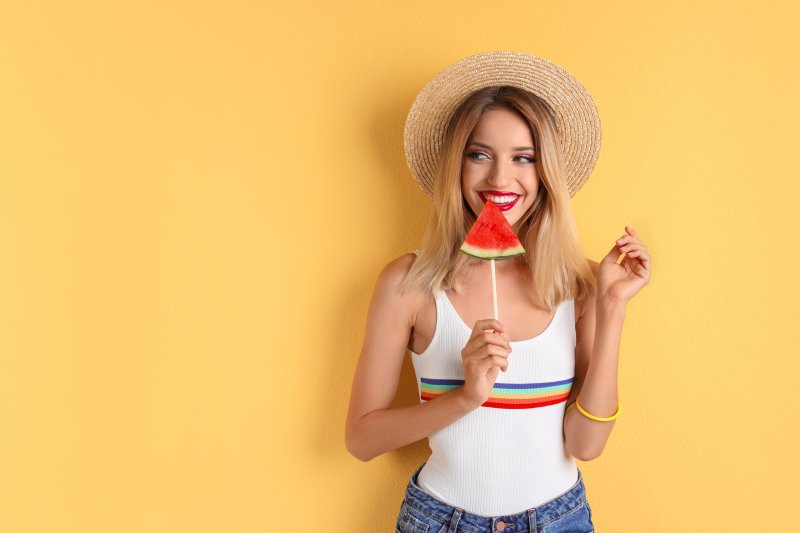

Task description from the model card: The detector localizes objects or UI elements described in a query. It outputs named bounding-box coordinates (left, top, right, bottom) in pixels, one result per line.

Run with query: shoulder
left=373, top=252, right=426, bottom=327
left=378, top=252, right=419, bottom=286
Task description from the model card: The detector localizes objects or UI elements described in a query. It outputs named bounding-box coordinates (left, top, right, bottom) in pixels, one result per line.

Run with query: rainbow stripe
left=420, top=377, right=573, bottom=409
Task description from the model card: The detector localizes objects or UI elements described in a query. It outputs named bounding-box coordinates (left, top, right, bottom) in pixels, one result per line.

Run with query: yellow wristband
left=574, top=398, right=621, bottom=422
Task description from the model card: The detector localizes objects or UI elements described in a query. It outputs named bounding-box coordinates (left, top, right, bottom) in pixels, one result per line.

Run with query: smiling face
left=461, top=107, right=540, bottom=233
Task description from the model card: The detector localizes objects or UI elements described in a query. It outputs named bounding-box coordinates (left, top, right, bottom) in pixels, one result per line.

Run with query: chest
left=408, top=276, right=582, bottom=355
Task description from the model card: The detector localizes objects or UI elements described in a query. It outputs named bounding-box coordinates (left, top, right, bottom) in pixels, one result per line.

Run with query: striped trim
left=420, top=377, right=573, bottom=409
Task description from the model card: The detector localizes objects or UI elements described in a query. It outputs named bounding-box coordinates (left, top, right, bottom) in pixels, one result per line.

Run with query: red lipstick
left=478, top=191, right=521, bottom=211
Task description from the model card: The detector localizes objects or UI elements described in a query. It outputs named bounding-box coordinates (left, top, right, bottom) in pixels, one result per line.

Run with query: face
left=461, top=108, right=539, bottom=233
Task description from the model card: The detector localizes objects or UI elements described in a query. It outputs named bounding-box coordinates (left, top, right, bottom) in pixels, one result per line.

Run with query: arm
left=348, top=386, right=477, bottom=462
left=564, top=227, right=650, bottom=460
left=563, top=260, right=625, bottom=461
left=345, top=254, right=477, bottom=462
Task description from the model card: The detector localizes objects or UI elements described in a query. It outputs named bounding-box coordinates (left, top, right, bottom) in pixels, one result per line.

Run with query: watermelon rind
left=460, top=241, right=525, bottom=259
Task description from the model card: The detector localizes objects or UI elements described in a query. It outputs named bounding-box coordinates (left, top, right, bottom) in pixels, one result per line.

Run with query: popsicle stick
left=490, top=258, right=498, bottom=320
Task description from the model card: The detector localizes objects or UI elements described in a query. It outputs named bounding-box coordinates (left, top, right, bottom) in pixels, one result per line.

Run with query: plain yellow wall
left=1, top=1, right=798, bottom=531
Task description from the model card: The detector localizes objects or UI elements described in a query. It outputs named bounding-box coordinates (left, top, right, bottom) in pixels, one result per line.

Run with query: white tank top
left=409, top=280, right=579, bottom=516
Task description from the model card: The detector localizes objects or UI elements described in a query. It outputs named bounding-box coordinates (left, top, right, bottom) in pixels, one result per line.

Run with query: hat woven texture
left=403, top=51, right=601, bottom=199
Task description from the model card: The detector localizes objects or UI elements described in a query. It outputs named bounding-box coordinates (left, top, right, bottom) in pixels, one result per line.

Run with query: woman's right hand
left=459, top=319, right=512, bottom=409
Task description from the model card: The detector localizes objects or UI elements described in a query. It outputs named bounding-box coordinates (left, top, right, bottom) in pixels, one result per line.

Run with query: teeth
left=484, top=194, right=518, bottom=204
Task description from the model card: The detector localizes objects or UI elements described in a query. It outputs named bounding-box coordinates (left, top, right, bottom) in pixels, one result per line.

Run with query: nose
left=487, top=159, right=514, bottom=187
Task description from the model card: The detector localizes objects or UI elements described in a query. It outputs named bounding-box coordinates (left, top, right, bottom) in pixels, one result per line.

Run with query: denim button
left=495, top=521, right=506, bottom=531
left=403, top=509, right=409, bottom=519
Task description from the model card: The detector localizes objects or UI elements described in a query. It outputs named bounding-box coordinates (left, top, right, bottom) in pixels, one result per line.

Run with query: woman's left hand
left=598, top=226, right=651, bottom=304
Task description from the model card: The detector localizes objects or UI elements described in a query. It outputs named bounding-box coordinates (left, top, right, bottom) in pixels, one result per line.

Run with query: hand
left=459, top=319, right=512, bottom=409
left=599, top=226, right=651, bottom=304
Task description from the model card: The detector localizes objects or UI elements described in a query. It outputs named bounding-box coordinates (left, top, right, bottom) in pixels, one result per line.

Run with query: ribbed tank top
left=409, top=277, right=579, bottom=516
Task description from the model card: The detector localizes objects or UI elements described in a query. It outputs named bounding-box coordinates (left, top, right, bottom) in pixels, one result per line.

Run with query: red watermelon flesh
left=460, top=199, right=526, bottom=259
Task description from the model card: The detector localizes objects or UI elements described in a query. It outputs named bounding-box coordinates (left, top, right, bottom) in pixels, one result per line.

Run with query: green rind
left=459, top=241, right=526, bottom=259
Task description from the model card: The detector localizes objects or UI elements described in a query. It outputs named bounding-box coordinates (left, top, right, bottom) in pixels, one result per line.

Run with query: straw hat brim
left=403, top=51, right=602, bottom=199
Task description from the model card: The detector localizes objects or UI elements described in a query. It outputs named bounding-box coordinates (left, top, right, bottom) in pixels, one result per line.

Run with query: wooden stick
left=490, top=258, right=498, bottom=320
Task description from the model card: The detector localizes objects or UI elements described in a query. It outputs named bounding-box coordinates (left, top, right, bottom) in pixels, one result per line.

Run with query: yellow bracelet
left=570, top=398, right=621, bottom=422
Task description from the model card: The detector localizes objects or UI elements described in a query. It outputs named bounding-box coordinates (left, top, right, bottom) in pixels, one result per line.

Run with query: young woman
left=345, top=51, right=651, bottom=533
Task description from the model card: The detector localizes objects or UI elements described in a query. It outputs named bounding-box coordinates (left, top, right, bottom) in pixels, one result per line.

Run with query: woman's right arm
left=344, top=254, right=478, bottom=462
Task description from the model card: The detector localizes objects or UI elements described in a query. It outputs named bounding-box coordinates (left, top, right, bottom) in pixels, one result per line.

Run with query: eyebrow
left=467, top=141, right=535, bottom=151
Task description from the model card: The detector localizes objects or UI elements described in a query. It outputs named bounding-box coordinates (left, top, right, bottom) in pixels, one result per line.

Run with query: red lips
left=478, top=190, right=520, bottom=197
left=479, top=192, right=521, bottom=211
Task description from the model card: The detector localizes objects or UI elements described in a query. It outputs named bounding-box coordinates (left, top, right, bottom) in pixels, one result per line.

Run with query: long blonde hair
left=399, top=86, right=595, bottom=312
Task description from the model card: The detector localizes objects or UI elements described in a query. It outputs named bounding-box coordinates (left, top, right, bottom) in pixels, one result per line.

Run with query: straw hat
left=403, top=51, right=602, bottom=199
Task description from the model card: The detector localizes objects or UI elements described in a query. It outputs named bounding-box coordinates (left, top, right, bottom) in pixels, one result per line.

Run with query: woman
left=345, top=51, right=651, bottom=532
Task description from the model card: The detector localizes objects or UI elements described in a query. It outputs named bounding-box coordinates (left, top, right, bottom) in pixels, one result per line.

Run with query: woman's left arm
left=563, top=226, right=651, bottom=461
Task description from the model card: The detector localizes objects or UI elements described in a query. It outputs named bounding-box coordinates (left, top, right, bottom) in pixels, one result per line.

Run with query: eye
left=465, top=151, right=488, bottom=161
left=516, top=155, right=536, bottom=163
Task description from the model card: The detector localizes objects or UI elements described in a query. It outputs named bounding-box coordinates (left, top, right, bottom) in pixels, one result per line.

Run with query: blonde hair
left=399, top=86, right=596, bottom=312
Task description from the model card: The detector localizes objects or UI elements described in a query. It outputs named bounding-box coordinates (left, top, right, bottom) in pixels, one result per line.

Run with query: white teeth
left=484, top=194, right=518, bottom=204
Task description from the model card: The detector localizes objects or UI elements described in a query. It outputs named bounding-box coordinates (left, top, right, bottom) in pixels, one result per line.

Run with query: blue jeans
left=396, top=463, right=594, bottom=533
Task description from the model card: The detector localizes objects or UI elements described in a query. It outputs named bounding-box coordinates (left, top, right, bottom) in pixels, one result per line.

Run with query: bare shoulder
left=376, top=252, right=427, bottom=324
left=379, top=252, right=423, bottom=296
left=360, top=252, right=425, bottom=356
left=382, top=251, right=419, bottom=279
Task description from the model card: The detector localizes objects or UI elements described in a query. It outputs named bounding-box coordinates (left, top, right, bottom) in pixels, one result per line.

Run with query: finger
left=634, top=259, right=650, bottom=277
left=627, top=247, right=649, bottom=260
left=616, top=238, right=643, bottom=251
left=484, top=343, right=510, bottom=359
left=625, top=246, right=648, bottom=256
left=625, top=249, right=651, bottom=274
left=481, top=332, right=512, bottom=354
left=603, top=242, right=624, bottom=263
left=480, top=355, right=509, bottom=373
left=473, top=319, right=507, bottom=337
left=626, top=226, right=639, bottom=238
left=634, top=249, right=651, bottom=271
left=464, top=338, right=510, bottom=362
left=615, top=235, right=641, bottom=246
left=618, top=243, right=646, bottom=254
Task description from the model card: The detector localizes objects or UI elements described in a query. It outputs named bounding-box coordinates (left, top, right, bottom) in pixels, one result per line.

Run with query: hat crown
left=404, top=51, right=602, bottom=199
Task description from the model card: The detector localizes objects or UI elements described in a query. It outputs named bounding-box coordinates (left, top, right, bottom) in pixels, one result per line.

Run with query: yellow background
left=1, top=1, right=798, bottom=531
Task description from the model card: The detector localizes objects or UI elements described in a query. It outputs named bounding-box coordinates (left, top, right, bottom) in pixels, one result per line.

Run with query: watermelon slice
left=460, top=200, right=526, bottom=259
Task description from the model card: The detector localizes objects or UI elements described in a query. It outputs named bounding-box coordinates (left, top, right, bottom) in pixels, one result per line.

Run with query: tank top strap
left=433, top=288, right=464, bottom=335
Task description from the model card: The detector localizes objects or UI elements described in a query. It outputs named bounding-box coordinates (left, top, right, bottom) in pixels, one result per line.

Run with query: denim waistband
left=404, top=462, right=587, bottom=532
